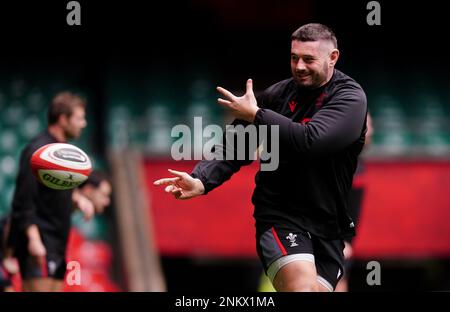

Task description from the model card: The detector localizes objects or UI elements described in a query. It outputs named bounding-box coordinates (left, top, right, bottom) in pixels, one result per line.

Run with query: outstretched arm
left=154, top=169, right=205, bottom=200
left=154, top=79, right=261, bottom=198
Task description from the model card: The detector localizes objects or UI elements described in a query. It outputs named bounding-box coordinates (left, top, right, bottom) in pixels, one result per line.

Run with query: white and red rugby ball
left=30, top=143, right=92, bottom=190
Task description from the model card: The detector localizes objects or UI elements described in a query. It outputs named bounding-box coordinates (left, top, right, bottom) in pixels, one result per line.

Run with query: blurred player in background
left=335, top=113, right=373, bottom=292
left=7, top=92, right=95, bottom=292
left=0, top=216, right=17, bottom=292
left=155, top=23, right=367, bottom=292
left=78, top=172, right=112, bottom=215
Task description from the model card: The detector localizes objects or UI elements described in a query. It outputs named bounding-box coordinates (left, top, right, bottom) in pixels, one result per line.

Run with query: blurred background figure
left=78, top=172, right=112, bottom=215
left=0, top=73, right=121, bottom=292
left=0, top=216, right=18, bottom=292
left=7, top=92, right=95, bottom=292
left=63, top=171, right=119, bottom=292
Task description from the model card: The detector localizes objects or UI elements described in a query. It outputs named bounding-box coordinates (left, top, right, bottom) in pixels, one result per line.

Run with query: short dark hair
left=291, top=23, right=338, bottom=49
left=79, top=171, right=110, bottom=189
left=47, top=91, right=86, bottom=125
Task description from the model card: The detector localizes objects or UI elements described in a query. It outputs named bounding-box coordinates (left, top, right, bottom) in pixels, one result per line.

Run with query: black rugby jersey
left=9, top=131, right=73, bottom=254
left=192, top=69, right=367, bottom=239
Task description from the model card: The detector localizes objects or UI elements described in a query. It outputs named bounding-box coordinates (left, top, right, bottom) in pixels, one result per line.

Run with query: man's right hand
left=153, top=169, right=205, bottom=200
left=26, top=225, right=47, bottom=264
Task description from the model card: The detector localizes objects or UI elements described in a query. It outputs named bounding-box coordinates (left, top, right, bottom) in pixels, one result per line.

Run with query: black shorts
left=14, top=239, right=67, bottom=281
left=12, top=230, right=68, bottom=281
left=256, top=223, right=345, bottom=291
left=16, top=252, right=67, bottom=280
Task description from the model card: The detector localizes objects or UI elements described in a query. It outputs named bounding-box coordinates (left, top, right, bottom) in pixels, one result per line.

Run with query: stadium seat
left=26, top=89, right=47, bottom=113
left=0, top=130, right=19, bottom=153
left=145, top=103, right=173, bottom=155
left=3, top=104, right=25, bottom=127
left=71, top=212, right=109, bottom=241
left=0, top=155, right=17, bottom=179
left=107, top=105, right=133, bottom=150
left=20, top=115, right=43, bottom=140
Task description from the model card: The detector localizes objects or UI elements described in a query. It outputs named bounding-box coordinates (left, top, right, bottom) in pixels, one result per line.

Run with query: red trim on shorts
left=271, top=227, right=287, bottom=256
left=41, top=258, right=48, bottom=278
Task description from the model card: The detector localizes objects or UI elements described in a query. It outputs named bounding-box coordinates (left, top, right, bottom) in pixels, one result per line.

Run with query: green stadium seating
left=71, top=212, right=109, bottom=241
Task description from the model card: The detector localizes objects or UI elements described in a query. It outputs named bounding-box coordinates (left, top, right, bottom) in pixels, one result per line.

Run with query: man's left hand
left=73, top=189, right=95, bottom=221
left=217, top=79, right=259, bottom=122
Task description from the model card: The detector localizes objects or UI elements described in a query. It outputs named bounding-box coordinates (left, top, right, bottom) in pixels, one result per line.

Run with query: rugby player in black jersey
left=8, top=92, right=95, bottom=291
left=155, top=23, right=367, bottom=292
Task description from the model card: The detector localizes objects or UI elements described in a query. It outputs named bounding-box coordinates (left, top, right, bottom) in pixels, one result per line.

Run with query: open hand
left=217, top=79, right=259, bottom=122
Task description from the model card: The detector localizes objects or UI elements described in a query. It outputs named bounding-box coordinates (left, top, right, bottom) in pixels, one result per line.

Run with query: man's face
left=290, top=39, right=338, bottom=89
left=84, top=181, right=112, bottom=214
left=62, top=106, right=87, bottom=139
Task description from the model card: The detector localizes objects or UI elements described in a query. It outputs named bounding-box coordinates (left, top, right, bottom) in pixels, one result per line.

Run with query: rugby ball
left=30, top=143, right=92, bottom=190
